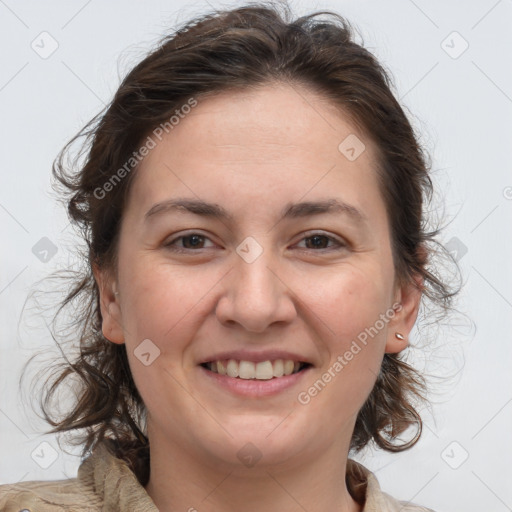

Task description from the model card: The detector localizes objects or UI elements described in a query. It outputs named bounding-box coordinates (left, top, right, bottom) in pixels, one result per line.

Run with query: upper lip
left=199, top=350, right=313, bottom=365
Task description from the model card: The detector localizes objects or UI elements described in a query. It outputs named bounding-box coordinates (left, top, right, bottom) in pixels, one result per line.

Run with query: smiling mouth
left=200, top=359, right=312, bottom=380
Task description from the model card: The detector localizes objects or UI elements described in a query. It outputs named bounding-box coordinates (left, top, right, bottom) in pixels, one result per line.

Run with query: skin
left=94, top=82, right=421, bottom=512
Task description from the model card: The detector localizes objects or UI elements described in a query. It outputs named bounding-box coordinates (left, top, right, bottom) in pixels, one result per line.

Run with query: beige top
left=0, top=443, right=434, bottom=511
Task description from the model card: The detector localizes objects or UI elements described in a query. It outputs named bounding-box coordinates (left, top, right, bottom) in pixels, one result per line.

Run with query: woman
left=0, top=3, right=456, bottom=511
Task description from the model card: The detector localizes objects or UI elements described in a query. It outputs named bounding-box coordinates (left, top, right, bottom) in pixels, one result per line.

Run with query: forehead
left=152, top=83, right=370, bottom=161
left=125, top=83, right=384, bottom=224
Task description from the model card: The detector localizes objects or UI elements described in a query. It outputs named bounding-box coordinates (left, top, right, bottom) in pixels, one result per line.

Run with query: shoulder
left=0, top=477, right=102, bottom=512
left=379, top=490, right=436, bottom=512
left=346, top=459, right=436, bottom=512
left=0, top=441, right=157, bottom=512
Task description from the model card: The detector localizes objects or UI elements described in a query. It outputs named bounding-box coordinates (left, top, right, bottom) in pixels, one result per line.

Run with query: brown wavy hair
left=27, top=1, right=458, bottom=485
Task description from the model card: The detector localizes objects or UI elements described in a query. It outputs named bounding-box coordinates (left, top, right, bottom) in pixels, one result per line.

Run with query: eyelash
left=163, top=231, right=347, bottom=253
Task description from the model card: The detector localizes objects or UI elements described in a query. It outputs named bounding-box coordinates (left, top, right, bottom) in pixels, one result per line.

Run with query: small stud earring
left=395, top=332, right=405, bottom=340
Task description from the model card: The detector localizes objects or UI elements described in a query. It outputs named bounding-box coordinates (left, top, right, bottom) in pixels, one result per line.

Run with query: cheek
left=299, top=266, right=392, bottom=409
left=307, top=263, right=393, bottom=344
left=116, top=256, right=194, bottom=344
left=116, top=259, right=205, bottom=414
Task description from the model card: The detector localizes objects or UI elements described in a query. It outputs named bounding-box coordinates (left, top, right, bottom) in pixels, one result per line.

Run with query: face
left=96, top=83, right=420, bottom=471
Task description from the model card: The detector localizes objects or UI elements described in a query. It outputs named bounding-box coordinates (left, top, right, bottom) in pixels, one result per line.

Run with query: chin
left=203, top=418, right=312, bottom=469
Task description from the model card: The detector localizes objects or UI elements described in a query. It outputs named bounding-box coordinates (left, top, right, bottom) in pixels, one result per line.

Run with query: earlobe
left=386, top=330, right=408, bottom=353
left=385, top=275, right=423, bottom=354
left=92, top=263, right=125, bottom=345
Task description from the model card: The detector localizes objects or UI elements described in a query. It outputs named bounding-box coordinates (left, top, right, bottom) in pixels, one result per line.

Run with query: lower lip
left=199, top=365, right=311, bottom=397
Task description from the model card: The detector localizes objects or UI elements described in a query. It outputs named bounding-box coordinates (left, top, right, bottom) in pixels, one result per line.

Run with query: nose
left=215, top=246, right=297, bottom=333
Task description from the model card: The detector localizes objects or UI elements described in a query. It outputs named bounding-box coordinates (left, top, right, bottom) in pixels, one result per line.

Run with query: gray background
left=1, top=1, right=511, bottom=511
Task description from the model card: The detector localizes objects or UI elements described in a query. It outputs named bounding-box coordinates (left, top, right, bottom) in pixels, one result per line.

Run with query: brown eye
left=296, top=233, right=345, bottom=251
left=164, top=233, right=215, bottom=252
left=180, top=234, right=206, bottom=249
left=304, top=235, right=331, bottom=249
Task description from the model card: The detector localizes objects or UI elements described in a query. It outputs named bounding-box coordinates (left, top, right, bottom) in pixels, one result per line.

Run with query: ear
left=92, top=262, right=125, bottom=345
left=385, top=273, right=423, bottom=354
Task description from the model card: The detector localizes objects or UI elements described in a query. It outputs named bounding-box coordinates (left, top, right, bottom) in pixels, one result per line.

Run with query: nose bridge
left=216, top=237, right=295, bottom=331
left=236, top=250, right=276, bottom=302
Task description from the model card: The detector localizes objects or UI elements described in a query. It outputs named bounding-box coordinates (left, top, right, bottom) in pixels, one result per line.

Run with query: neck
left=144, top=428, right=362, bottom=512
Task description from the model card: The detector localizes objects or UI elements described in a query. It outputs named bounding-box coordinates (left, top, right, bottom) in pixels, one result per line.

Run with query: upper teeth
left=207, top=359, right=302, bottom=380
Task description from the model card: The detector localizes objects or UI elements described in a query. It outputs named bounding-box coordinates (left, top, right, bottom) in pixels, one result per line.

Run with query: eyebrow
left=144, top=198, right=367, bottom=224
